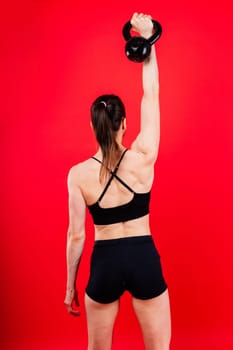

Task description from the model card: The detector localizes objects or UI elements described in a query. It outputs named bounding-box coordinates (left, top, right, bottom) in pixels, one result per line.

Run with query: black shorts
left=86, top=235, right=168, bottom=304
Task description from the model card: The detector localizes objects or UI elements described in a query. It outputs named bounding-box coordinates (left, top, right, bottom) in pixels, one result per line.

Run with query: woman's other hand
left=64, top=288, right=80, bottom=316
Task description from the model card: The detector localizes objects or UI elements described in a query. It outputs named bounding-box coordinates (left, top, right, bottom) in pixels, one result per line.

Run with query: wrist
left=140, top=31, right=153, bottom=39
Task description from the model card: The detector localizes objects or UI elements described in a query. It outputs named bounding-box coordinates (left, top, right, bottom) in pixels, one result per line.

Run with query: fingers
left=130, top=12, right=153, bottom=38
left=131, top=12, right=153, bottom=28
left=138, top=13, right=150, bottom=19
left=65, top=303, right=80, bottom=317
left=64, top=289, right=80, bottom=317
left=132, top=12, right=152, bottom=22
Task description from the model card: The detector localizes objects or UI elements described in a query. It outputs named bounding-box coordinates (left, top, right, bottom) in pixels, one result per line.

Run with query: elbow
left=152, top=82, right=159, bottom=95
left=67, top=229, right=85, bottom=242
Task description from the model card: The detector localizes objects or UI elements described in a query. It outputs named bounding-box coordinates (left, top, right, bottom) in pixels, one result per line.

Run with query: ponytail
left=91, top=95, right=126, bottom=182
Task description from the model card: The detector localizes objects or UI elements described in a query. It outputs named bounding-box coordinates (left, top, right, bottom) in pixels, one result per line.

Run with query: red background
left=1, top=0, right=233, bottom=349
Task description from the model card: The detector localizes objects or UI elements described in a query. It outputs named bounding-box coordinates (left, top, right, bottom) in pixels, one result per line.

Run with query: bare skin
left=64, top=12, right=171, bottom=350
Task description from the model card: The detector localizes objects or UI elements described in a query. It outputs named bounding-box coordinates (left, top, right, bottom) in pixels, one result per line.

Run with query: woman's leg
left=85, top=293, right=120, bottom=350
left=132, top=289, right=171, bottom=350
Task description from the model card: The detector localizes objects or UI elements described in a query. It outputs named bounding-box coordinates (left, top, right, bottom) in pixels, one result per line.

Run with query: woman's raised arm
left=131, top=13, right=160, bottom=162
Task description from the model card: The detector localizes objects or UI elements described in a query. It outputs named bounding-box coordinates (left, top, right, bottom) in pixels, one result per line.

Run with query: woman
left=64, top=12, right=171, bottom=350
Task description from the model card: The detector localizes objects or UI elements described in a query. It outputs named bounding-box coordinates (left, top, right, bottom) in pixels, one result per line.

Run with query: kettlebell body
left=122, top=20, right=162, bottom=63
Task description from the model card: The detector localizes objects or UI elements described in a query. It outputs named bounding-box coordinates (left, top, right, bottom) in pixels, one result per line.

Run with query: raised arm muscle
left=132, top=46, right=160, bottom=161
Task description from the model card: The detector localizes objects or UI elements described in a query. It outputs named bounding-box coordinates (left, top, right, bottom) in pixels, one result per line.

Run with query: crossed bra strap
left=91, top=149, right=134, bottom=203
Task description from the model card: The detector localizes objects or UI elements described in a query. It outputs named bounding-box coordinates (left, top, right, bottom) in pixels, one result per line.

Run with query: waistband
left=94, top=235, right=153, bottom=247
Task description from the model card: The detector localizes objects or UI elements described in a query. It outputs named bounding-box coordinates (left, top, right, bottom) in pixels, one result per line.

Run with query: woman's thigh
left=132, top=289, right=171, bottom=350
left=85, top=293, right=120, bottom=350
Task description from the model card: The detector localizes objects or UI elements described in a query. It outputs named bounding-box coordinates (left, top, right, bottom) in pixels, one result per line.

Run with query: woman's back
left=72, top=148, right=155, bottom=240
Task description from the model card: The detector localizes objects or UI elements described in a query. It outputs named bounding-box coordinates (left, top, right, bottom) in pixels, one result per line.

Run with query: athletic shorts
left=86, top=235, right=168, bottom=304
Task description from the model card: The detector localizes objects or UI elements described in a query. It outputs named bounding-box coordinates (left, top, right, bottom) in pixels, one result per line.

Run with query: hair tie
left=99, top=101, right=107, bottom=108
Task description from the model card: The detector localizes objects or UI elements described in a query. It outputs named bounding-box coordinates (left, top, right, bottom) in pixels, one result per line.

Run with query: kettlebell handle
left=122, top=19, right=162, bottom=45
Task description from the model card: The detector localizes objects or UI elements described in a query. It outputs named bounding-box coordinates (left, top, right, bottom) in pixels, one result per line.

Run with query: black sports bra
left=87, top=149, right=151, bottom=225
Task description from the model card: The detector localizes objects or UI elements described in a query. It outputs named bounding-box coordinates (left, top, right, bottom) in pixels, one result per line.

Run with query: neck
left=116, top=133, right=123, bottom=144
left=96, top=143, right=125, bottom=158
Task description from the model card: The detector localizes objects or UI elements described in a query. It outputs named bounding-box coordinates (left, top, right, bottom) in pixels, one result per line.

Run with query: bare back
left=74, top=148, right=155, bottom=240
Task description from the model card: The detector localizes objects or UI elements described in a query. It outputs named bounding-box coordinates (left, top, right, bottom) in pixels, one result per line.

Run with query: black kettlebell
left=122, top=20, right=162, bottom=62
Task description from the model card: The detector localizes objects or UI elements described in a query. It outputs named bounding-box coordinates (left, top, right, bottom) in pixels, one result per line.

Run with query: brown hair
left=91, top=94, right=126, bottom=182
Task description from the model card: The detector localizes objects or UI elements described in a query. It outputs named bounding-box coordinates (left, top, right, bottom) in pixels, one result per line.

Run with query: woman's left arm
left=64, top=166, right=86, bottom=316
